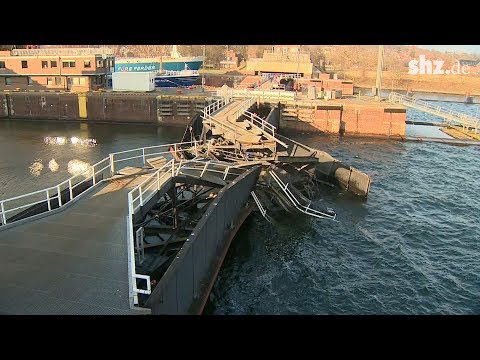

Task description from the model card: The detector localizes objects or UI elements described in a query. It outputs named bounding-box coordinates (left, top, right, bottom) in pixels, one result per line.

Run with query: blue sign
left=114, top=62, right=160, bottom=72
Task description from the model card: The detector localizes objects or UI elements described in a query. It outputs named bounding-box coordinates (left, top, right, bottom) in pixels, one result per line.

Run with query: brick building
left=0, top=47, right=115, bottom=92
left=220, top=49, right=239, bottom=70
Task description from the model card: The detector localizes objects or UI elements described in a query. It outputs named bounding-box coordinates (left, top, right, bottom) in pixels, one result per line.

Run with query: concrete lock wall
left=86, top=93, right=158, bottom=124
left=280, top=102, right=406, bottom=137
left=5, top=92, right=80, bottom=120
left=146, top=166, right=262, bottom=315
left=0, top=92, right=211, bottom=126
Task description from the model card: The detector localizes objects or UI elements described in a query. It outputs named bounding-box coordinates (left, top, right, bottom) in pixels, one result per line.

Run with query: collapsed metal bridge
left=0, top=92, right=372, bottom=315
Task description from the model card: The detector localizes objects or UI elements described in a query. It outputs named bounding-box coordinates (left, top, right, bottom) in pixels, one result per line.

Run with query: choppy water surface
left=1, top=98, right=479, bottom=314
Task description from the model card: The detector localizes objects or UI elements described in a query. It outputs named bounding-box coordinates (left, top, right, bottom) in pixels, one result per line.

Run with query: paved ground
left=0, top=176, right=151, bottom=315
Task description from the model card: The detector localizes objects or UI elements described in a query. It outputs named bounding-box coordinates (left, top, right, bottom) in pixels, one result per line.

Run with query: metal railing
left=125, top=158, right=252, bottom=305
left=389, top=92, right=480, bottom=132
left=233, top=97, right=256, bottom=121
left=202, top=113, right=241, bottom=143
left=202, top=96, right=233, bottom=118
left=0, top=157, right=111, bottom=227
left=269, top=170, right=337, bottom=221
left=251, top=190, right=268, bottom=220
left=0, top=140, right=202, bottom=227
left=217, top=88, right=295, bottom=101
left=244, top=110, right=276, bottom=137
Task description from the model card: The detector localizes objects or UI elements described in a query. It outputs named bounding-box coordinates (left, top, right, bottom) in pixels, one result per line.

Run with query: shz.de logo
left=408, top=55, right=470, bottom=75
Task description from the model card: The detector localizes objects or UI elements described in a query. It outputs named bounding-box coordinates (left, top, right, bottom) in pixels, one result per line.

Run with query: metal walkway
left=388, top=92, right=480, bottom=132
left=0, top=176, right=151, bottom=315
left=0, top=141, right=198, bottom=314
left=201, top=96, right=279, bottom=151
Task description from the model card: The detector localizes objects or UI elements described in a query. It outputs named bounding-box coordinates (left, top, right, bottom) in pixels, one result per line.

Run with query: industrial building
left=246, top=45, right=314, bottom=78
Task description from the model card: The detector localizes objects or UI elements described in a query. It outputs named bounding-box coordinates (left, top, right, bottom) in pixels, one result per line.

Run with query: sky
left=417, top=45, right=480, bottom=54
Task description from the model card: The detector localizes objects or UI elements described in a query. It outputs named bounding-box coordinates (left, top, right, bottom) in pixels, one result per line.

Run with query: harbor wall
left=280, top=100, right=406, bottom=137
left=145, top=165, right=262, bottom=315
left=1, top=91, right=212, bottom=127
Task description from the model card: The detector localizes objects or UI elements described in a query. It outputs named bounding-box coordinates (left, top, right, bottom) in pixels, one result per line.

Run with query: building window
left=51, top=60, right=57, bottom=68
left=79, top=77, right=86, bottom=85
left=84, top=60, right=91, bottom=68
left=5, top=77, right=12, bottom=85
left=0, top=61, right=5, bottom=68
left=55, top=77, right=62, bottom=85
left=27, top=77, right=33, bottom=85
left=42, top=61, right=48, bottom=69
left=97, top=60, right=103, bottom=68
left=62, top=61, right=76, bottom=68
left=21, top=60, right=28, bottom=68
left=47, top=77, right=53, bottom=85
left=72, top=77, right=80, bottom=85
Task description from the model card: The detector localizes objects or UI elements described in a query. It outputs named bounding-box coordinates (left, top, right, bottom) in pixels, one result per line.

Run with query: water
left=0, top=121, right=184, bottom=199
left=1, top=99, right=479, bottom=314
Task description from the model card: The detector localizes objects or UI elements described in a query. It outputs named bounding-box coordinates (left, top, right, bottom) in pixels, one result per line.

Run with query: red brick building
left=0, top=48, right=115, bottom=92
left=220, top=50, right=239, bottom=70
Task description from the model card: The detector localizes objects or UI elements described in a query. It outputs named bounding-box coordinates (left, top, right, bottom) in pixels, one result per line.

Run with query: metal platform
left=0, top=177, right=151, bottom=315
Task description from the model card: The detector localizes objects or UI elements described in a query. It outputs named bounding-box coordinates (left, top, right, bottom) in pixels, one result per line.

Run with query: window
left=27, top=77, right=33, bottom=85
left=84, top=60, right=91, bottom=68
left=21, top=60, right=28, bottom=68
left=0, top=61, right=5, bottom=68
left=79, top=77, right=86, bottom=85
left=51, top=60, right=57, bottom=68
left=96, top=60, right=103, bottom=68
left=5, top=77, right=12, bottom=85
left=72, top=77, right=80, bottom=85
left=62, top=61, right=76, bottom=68
left=47, top=77, right=53, bottom=85
left=42, top=61, right=48, bottom=69
left=55, top=77, right=62, bottom=85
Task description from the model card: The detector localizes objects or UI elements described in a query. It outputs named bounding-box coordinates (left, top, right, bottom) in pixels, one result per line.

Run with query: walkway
left=0, top=175, right=151, bottom=315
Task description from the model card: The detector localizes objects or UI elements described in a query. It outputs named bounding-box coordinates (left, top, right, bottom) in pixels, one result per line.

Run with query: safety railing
left=233, top=97, right=256, bottom=121
left=389, top=92, right=480, bottom=131
left=202, top=96, right=233, bottom=118
left=0, top=140, right=202, bottom=227
left=269, top=170, right=337, bottom=221
left=0, top=156, right=111, bottom=227
left=109, top=140, right=201, bottom=174
left=201, top=113, right=242, bottom=143
left=217, top=88, right=295, bottom=101
left=244, top=110, right=276, bottom=137
left=126, top=158, right=252, bottom=305
left=251, top=190, right=268, bottom=220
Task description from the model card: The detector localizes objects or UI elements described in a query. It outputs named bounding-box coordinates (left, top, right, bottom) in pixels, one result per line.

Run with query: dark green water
left=1, top=99, right=479, bottom=314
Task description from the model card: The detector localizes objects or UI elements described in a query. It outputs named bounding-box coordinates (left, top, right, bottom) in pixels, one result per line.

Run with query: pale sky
left=417, top=45, right=480, bottom=54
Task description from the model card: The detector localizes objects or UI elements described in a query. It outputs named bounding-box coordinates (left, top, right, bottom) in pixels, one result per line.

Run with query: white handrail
left=389, top=92, right=479, bottom=128
left=269, top=170, right=337, bottom=221
left=0, top=140, right=202, bottom=227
